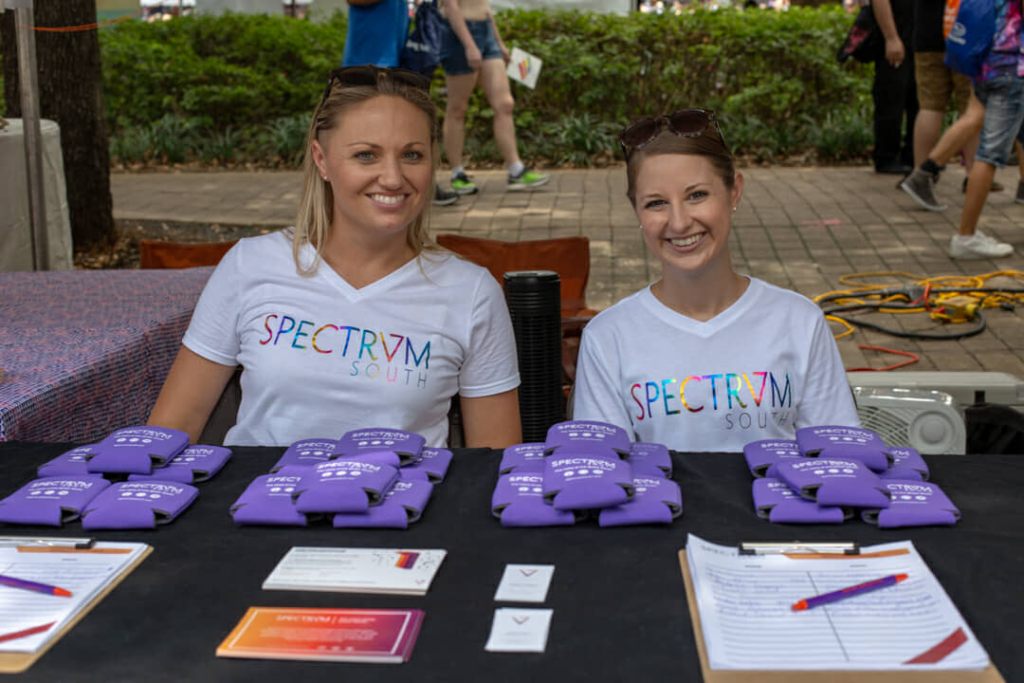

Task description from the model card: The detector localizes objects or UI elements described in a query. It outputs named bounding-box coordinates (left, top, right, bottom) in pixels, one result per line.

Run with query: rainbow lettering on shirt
left=258, top=313, right=431, bottom=388
left=629, top=371, right=794, bottom=432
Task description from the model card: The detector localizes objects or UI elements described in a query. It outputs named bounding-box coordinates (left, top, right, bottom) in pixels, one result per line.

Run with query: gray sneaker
left=1016, top=179, right=1024, bottom=204
left=949, top=232, right=1014, bottom=259
left=900, top=168, right=947, bottom=211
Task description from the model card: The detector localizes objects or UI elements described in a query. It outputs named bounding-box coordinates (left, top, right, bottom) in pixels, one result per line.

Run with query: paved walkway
left=111, top=166, right=1024, bottom=374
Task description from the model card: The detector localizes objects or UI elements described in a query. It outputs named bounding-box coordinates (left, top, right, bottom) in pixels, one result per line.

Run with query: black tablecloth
left=1, top=443, right=1021, bottom=682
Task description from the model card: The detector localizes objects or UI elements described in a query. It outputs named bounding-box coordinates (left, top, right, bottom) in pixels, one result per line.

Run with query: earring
left=638, top=223, right=643, bottom=230
left=322, top=175, right=329, bottom=182
left=731, top=206, right=737, bottom=213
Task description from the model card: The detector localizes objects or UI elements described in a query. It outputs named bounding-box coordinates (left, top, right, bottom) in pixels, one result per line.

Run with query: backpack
left=400, top=0, right=444, bottom=78
left=944, top=0, right=996, bottom=77
left=837, top=3, right=884, bottom=64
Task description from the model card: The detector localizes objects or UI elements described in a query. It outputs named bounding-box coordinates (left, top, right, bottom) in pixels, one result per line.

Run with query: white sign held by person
left=506, top=47, right=542, bottom=89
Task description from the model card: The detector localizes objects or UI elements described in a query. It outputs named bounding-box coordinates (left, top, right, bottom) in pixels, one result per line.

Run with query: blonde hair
left=292, top=71, right=442, bottom=274
left=625, top=129, right=736, bottom=207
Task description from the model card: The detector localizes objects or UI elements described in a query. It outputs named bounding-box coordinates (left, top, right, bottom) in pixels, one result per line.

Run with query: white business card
left=484, top=608, right=553, bottom=653
left=494, top=564, right=555, bottom=603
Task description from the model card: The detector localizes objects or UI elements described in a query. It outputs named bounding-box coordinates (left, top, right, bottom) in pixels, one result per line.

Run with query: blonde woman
left=149, top=66, right=522, bottom=448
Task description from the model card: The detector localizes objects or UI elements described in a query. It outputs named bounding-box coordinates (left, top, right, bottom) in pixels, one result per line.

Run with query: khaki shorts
left=915, top=52, right=971, bottom=114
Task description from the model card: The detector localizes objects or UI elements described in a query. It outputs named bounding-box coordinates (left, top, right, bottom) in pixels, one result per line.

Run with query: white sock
left=451, top=166, right=465, bottom=179
left=508, top=161, right=525, bottom=178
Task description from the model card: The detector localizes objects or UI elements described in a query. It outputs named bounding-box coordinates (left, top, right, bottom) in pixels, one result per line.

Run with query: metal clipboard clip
left=0, top=536, right=95, bottom=550
left=738, top=541, right=860, bottom=556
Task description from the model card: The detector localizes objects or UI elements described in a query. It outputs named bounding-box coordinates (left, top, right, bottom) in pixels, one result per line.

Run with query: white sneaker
left=948, top=232, right=1014, bottom=259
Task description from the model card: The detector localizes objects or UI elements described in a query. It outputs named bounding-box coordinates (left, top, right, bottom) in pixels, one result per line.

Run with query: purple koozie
left=86, top=426, right=189, bottom=475
left=231, top=472, right=313, bottom=526
left=292, top=459, right=399, bottom=514
left=775, top=458, right=891, bottom=509
left=598, top=475, right=682, bottom=527
left=335, top=428, right=425, bottom=465
left=492, top=473, right=580, bottom=527
left=498, top=443, right=547, bottom=474
left=878, top=447, right=930, bottom=481
left=544, top=421, right=631, bottom=459
left=795, top=425, right=892, bottom=473
left=400, top=448, right=453, bottom=483
left=332, top=479, right=434, bottom=529
left=628, top=442, right=673, bottom=477
left=270, top=439, right=340, bottom=472
left=37, top=445, right=96, bottom=478
left=81, top=481, right=198, bottom=529
left=752, top=478, right=850, bottom=524
left=128, top=445, right=232, bottom=484
left=542, top=452, right=634, bottom=511
left=0, top=476, right=111, bottom=527
left=862, top=480, right=960, bottom=528
left=743, top=439, right=802, bottom=478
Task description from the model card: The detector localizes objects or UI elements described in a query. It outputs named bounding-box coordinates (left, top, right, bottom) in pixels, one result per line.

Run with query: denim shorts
left=973, top=73, right=1024, bottom=167
left=440, top=19, right=502, bottom=75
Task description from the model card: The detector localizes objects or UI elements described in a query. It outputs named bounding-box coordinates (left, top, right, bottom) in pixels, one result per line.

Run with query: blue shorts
left=973, top=73, right=1024, bottom=167
left=440, top=19, right=502, bottom=75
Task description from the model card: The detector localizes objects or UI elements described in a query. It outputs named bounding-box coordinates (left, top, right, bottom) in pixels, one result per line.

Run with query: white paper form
left=685, top=534, right=989, bottom=671
left=0, top=542, right=148, bottom=653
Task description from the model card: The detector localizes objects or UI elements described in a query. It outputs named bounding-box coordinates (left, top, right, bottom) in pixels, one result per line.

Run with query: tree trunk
left=1, top=0, right=115, bottom=248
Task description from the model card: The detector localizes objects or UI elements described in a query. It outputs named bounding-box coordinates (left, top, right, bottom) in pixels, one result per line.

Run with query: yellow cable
left=816, top=269, right=1024, bottom=340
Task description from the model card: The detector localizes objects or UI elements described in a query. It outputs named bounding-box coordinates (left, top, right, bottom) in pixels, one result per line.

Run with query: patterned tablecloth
left=0, top=268, right=213, bottom=442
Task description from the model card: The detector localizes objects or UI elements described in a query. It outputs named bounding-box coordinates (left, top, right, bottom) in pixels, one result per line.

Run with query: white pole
left=14, top=0, right=49, bottom=270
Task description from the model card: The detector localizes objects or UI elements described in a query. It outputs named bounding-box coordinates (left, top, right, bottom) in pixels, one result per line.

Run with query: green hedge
left=2, top=7, right=874, bottom=166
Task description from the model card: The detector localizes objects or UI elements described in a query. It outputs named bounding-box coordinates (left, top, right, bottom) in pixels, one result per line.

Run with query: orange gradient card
left=217, top=607, right=424, bottom=664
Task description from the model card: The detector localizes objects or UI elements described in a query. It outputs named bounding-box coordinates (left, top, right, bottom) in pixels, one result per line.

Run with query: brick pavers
left=111, top=165, right=1024, bottom=372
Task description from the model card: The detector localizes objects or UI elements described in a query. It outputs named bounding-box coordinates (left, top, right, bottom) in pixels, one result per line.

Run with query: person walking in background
left=439, top=0, right=549, bottom=195
left=871, top=0, right=918, bottom=174
left=946, top=0, right=1023, bottom=259
left=342, top=0, right=407, bottom=69
left=899, top=0, right=1007, bottom=212
left=344, top=0, right=460, bottom=206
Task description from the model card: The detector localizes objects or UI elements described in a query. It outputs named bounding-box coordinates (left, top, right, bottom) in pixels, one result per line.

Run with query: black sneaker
left=433, top=186, right=459, bottom=206
left=1016, top=180, right=1024, bottom=204
left=900, top=168, right=947, bottom=211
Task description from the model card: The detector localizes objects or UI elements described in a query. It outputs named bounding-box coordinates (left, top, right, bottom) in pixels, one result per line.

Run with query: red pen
left=0, top=622, right=56, bottom=644
left=792, top=573, right=908, bottom=611
left=0, top=573, right=73, bottom=597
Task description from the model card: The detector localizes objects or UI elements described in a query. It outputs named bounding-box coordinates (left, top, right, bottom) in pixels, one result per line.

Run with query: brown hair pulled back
left=625, top=130, right=736, bottom=207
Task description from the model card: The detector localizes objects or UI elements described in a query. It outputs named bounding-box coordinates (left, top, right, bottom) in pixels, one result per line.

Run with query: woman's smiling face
left=312, top=94, right=433, bottom=246
left=634, top=152, right=742, bottom=277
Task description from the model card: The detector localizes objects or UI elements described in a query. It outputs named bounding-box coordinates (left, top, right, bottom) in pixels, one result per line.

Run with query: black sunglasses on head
left=319, top=65, right=431, bottom=108
left=619, top=109, right=727, bottom=159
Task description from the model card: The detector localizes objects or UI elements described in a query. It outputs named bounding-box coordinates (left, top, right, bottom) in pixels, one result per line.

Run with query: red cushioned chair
left=139, top=239, right=237, bottom=269
left=434, top=234, right=599, bottom=392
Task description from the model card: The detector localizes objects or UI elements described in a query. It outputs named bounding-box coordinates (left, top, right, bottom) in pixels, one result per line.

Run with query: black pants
left=872, top=0, right=918, bottom=169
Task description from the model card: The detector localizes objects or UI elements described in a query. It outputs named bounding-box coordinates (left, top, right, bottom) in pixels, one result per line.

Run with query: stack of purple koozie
left=229, top=428, right=449, bottom=530
left=0, top=426, right=231, bottom=530
left=492, top=420, right=682, bottom=528
left=744, top=425, right=959, bottom=528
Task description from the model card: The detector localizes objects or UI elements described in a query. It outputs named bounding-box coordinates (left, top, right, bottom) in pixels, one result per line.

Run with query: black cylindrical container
left=504, top=270, right=563, bottom=442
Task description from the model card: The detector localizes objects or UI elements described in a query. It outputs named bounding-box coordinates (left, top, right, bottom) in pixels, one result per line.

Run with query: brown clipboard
left=678, top=550, right=1005, bottom=683
left=0, top=544, right=153, bottom=674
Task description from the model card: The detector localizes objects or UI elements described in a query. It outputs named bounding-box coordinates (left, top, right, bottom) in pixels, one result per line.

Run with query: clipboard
left=678, top=550, right=1005, bottom=683
left=0, top=544, right=152, bottom=674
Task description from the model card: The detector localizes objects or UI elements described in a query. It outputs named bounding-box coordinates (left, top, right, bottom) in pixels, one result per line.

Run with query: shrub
left=92, top=6, right=873, bottom=167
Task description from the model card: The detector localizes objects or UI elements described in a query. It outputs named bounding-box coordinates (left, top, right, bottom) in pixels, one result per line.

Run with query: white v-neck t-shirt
left=572, top=278, right=859, bottom=452
left=183, top=231, right=520, bottom=447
